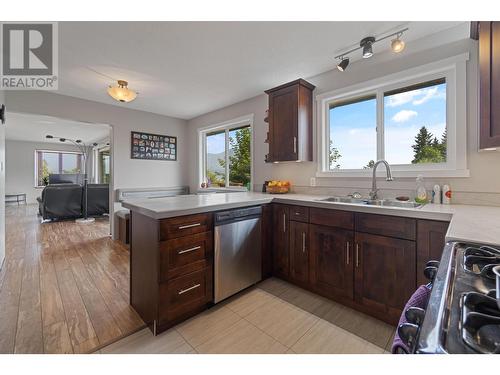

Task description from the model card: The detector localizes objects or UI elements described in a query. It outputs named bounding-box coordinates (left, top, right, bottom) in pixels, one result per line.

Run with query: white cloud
left=386, top=90, right=421, bottom=107
left=386, top=86, right=446, bottom=107
left=392, top=110, right=418, bottom=123
left=413, top=87, right=440, bottom=105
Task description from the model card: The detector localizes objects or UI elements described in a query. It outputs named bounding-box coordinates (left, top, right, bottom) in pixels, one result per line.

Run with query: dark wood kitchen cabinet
left=289, top=221, right=309, bottom=286
left=265, top=79, right=315, bottom=162
left=272, top=204, right=290, bottom=278
left=130, top=211, right=213, bottom=335
left=416, top=220, right=450, bottom=286
left=477, top=21, right=500, bottom=148
left=310, top=224, right=354, bottom=300
left=353, top=232, right=416, bottom=323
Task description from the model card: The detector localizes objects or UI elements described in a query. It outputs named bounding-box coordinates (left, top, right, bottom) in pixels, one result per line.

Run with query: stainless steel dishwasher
left=214, top=206, right=262, bottom=303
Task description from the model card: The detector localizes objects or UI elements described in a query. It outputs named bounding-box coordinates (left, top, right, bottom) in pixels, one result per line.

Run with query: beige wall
left=0, top=89, right=5, bottom=269
left=5, top=91, right=189, bottom=236
left=188, top=38, right=500, bottom=205
left=5, top=140, right=93, bottom=204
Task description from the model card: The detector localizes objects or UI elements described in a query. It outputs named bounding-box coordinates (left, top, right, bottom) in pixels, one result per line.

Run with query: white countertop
left=122, top=192, right=500, bottom=247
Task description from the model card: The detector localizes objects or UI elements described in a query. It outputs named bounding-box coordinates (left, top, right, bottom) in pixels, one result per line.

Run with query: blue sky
left=329, top=82, right=447, bottom=169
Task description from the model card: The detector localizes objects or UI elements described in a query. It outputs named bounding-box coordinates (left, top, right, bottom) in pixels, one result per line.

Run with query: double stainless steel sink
left=316, top=196, right=423, bottom=208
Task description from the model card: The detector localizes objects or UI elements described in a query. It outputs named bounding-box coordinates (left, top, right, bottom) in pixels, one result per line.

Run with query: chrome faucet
left=369, top=160, right=394, bottom=200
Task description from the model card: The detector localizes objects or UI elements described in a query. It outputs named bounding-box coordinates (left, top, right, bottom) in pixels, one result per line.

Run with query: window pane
left=206, top=131, right=226, bottom=187
left=329, top=96, right=377, bottom=169
left=62, top=153, right=81, bottom=173
left=228, top=126, right=251, bottom=190
left=384, top=79, right=447, bottom=165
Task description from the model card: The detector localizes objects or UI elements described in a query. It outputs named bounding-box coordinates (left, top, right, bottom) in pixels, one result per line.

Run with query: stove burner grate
left=461, top=292, right=500, bottom=353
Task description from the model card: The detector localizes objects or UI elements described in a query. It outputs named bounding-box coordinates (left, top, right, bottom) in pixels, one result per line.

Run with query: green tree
left=438, top=128, right=447, bottom=159
left=412, top=126, right=435, bottom=163
left=41, top=160, right=50, bottom=185
left=329, top=140, right=342, bottom=169
left=218, top=127, right=251, bottom=188
left=363, top=160, right=375, bottom=169
left=419, top=145, right=445, bottom=163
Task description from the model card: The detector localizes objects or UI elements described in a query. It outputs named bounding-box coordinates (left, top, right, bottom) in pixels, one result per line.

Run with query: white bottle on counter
left=442, top=184, right=451, bottom=204
left=432, top=184, right=442, bottom=204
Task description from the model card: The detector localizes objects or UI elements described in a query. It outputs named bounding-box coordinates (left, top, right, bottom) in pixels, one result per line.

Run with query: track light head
left=337, top=57, right=349, bottom=72
left=360, top=37, right=375, bottom=59
left=59, top=138, right=66, bottom=142
left=45, top=135, right=53, bottom=139
left=391, top=34, right=405, bottom=53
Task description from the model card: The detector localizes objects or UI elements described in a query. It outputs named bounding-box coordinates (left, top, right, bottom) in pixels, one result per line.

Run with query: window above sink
left=316, top=53, right=470, bottom=178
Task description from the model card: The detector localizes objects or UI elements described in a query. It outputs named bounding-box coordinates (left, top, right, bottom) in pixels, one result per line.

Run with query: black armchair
left=86, top=184, right=109, bottom=216
left=37, top=184, right=83, bottom=220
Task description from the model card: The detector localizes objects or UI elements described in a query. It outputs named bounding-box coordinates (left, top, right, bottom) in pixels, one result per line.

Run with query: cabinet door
left=310, top=225, right=354, bottom=300
left=479, top=21, right=500, bottom=148
left=289, top=221, right=309, bottom=285
left=272, top=204, right=290, bottom=277
left=354, top=232, right=416, bottom=320
left=269, top=86, right=298, bottom=161
left=416, top=220, right=449, bottom=286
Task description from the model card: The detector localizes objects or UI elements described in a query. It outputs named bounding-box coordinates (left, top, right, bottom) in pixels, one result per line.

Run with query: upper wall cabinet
left=477, top=21, right=500, bottom=149
left=265, top=79, right=315, bottom=162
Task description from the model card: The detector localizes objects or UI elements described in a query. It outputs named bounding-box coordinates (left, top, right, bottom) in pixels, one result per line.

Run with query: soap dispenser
left=415, top=175, right=428, bottom=204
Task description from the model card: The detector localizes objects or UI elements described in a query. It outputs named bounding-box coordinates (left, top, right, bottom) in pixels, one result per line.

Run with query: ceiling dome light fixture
left=333, top=27, right=408, bottom=72
left=360, top=37, right=375, bottom=59
left=107, top=80, right=138, bottom=103
left=391, top=33, right=405, bottom=53
left=336, top=57, right=350, bottom=72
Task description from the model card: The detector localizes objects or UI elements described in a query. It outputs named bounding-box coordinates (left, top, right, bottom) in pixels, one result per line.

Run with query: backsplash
left=255, top=184, right=500, bottom=207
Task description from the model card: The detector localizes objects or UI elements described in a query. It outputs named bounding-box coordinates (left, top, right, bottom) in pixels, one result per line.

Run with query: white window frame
left=198, top=114, right=254, bottom=190
left=34, top=149, right=84, bottom=187
left=316, top=53, right=469, bottom=178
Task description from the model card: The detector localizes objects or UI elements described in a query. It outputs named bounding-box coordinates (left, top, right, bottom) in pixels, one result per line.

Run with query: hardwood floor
left=0, top=204, right=145, bottom=354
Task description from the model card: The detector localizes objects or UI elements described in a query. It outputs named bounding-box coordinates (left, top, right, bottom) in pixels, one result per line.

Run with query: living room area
left=6, top=112, right=111, bottom=223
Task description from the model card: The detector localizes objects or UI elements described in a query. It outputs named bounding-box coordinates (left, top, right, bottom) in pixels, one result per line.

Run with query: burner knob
left=405, top=307, right=425, bottom=325
left=398, top=323, right=419, bottom=352
left=424, top=266, right=438, bottom=282
left=425, top=260, right=440, bottom=269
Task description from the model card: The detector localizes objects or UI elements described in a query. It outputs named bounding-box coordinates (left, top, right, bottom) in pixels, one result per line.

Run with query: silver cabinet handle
left=178, top=246, right=201, bottom=255
left=346, top=241, right=350, bottom=265
left=283, top=213, right=286, bottom=233
left=355, top=243, right=360, bottom=268
left=302, top=232, right=306, bottom=253
left=293, top=136, right=297, bottom=153
left=178, top=223, right=201, bottom=230
left=178, top=283, right=201, bottom=295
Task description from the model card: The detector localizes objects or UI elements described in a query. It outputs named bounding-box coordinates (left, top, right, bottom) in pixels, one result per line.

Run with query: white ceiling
left=6, top=112, right=110, bottom=144
left=57, top=21, right=468, bottom=120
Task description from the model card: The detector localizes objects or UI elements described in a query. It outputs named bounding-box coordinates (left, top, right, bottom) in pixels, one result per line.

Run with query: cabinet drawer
left=355, top=213, right=416, bottom=241
left=160, top=213, right=213, bottom=240
left=159, top=232, right=213, bottom=281
left=290, top=205, right=309, bottom=222
left=159, top=268, right=213, bottom=324
left=309, top=208, right=354, bottom=230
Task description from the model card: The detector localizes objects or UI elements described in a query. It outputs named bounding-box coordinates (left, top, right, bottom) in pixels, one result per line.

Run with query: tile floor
left=99, top=278, right=396, bottom=354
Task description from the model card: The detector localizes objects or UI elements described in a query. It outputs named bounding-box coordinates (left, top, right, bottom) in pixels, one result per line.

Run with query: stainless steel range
left=416, top=242, right=500, bottom=354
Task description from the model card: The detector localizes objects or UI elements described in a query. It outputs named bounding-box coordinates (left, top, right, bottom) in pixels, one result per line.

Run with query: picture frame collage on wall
left=131, top=131, right=177, bottom=161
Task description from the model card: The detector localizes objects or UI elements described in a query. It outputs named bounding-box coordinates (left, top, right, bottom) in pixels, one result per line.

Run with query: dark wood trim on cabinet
left=416, top=220, right=449, bottom=286
left=355, top=212, right=416, bottom=241
left=265, top=79, right=315, bottom=162
left=479, top=21, right=500, bottom=148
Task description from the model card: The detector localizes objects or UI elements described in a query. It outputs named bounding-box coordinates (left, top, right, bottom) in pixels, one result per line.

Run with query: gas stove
left=416, top=242, right=500, bottom=354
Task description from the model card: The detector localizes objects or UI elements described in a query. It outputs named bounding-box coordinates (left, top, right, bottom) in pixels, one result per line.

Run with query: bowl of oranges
left=266, top=180, right=291, bottom=194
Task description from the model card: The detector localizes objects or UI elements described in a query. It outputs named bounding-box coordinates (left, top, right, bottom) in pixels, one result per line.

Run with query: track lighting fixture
left=361, top=37, right=375, bottom=59
left=336, top=57, right=349, bottom=72
left=334, top=27, right=408, bottom=72
left=391, top=33, right=405, bottom=53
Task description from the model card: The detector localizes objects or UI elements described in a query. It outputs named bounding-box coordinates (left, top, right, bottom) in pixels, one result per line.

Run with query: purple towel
left=391, top=285, right=431, bottom=354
